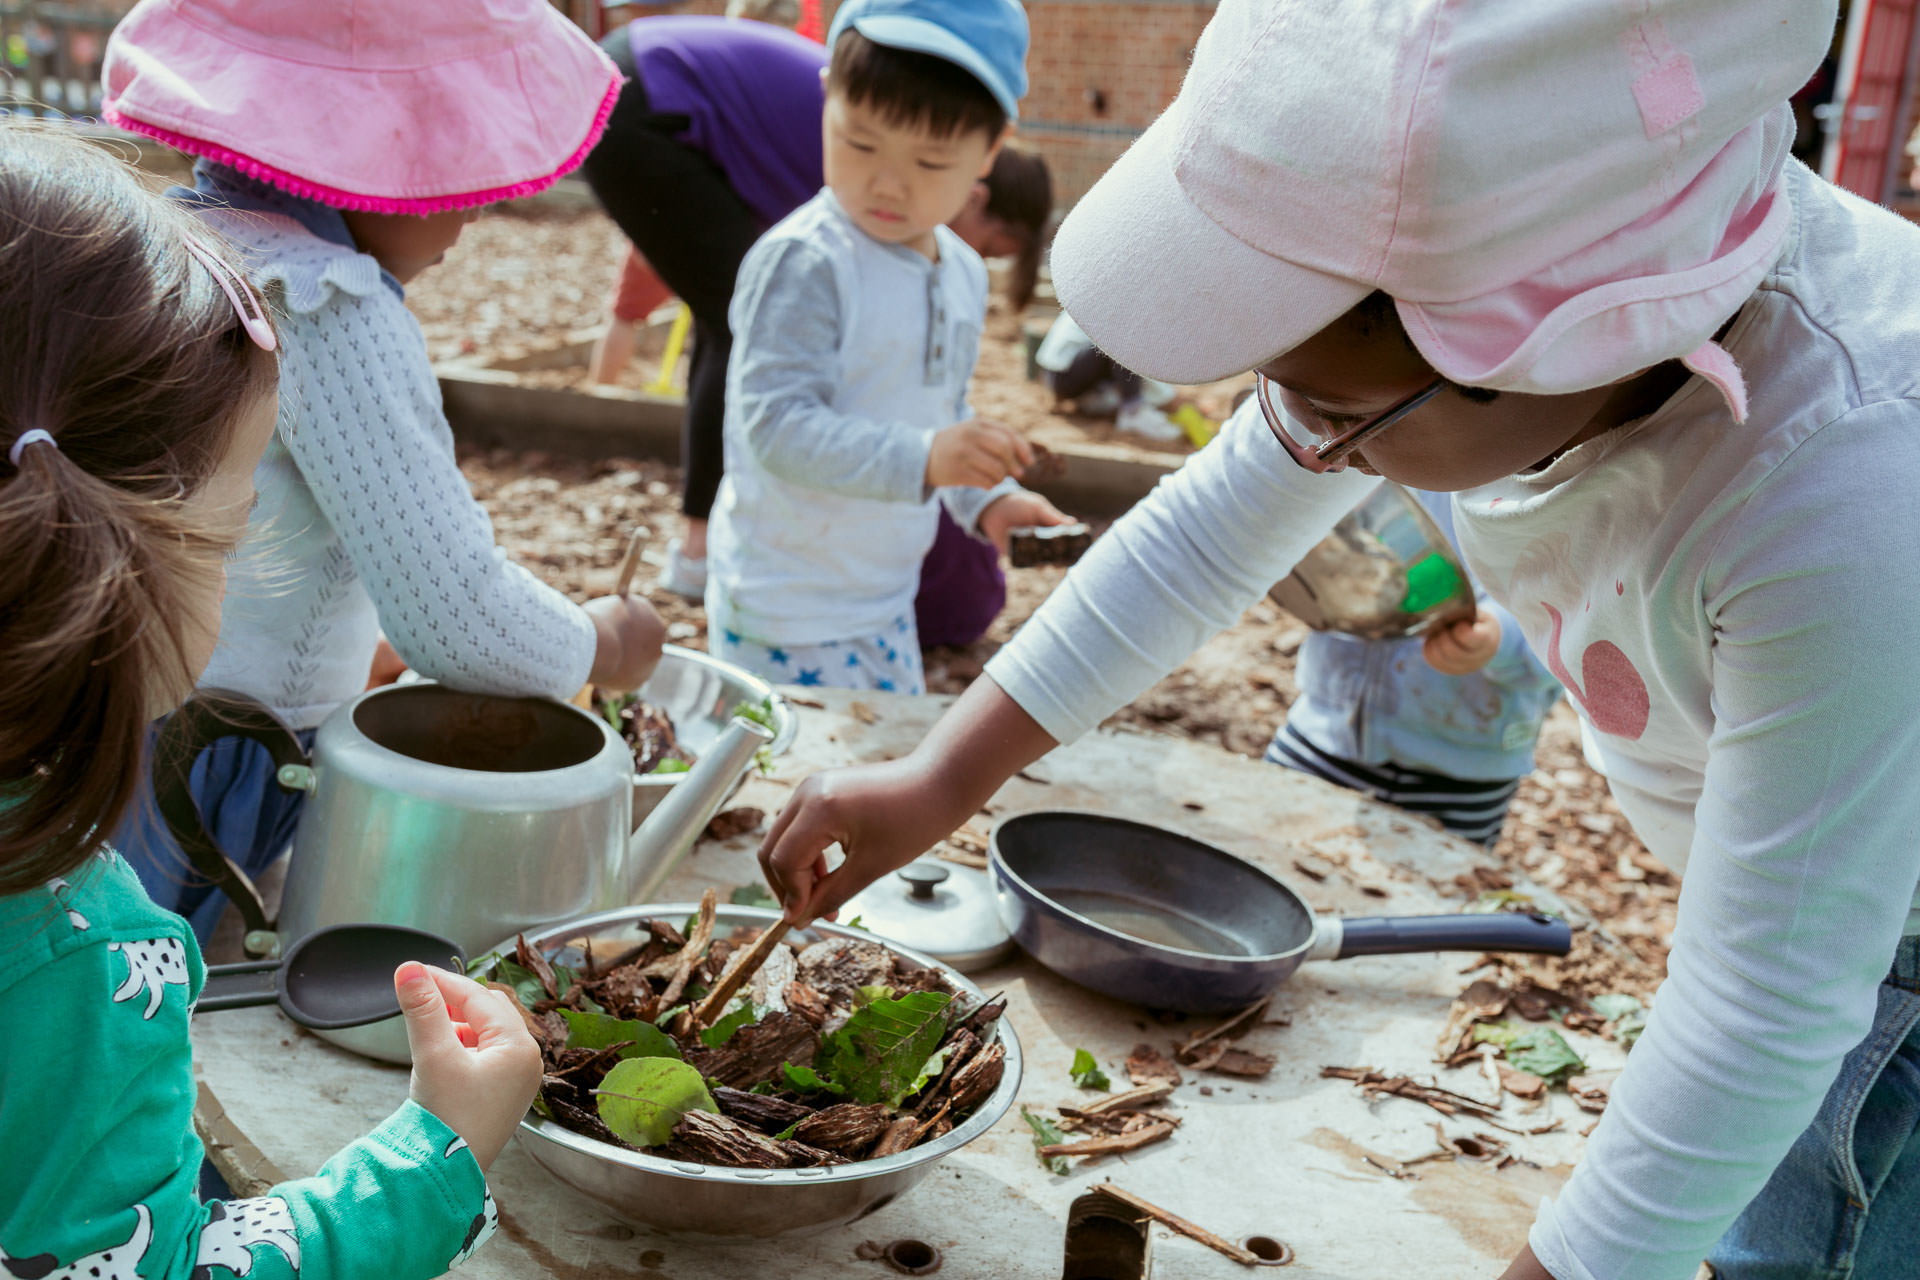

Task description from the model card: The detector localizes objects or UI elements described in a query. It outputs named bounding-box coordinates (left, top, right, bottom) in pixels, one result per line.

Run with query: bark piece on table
left=1125, top=1043, right=1183, bottom=1089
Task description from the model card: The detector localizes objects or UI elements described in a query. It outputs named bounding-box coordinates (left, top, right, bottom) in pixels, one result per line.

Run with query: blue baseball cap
left=828, top=0, right=1029, bottom=122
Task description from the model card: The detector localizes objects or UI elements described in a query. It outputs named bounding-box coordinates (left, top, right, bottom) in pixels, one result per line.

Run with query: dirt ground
left=421, top=206, right=1676, bottom=999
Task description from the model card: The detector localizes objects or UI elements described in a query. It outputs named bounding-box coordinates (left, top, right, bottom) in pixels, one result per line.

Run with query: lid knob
left=897, top=862, right=950, bottom=901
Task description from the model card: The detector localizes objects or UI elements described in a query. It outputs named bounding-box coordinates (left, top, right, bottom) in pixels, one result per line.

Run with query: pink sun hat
left=1050, top=0, right=1836, bottom=418
left=102, top=0, right=621, bottom=215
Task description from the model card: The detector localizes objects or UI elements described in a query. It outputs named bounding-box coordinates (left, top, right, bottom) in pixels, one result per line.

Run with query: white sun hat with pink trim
left=102, top=0, right=621, bottom=215
left=1050, top=0, right=1836, bottom=421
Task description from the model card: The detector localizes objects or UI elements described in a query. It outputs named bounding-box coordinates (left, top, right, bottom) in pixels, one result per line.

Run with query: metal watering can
left=155, top=682, right=771, bottom=1062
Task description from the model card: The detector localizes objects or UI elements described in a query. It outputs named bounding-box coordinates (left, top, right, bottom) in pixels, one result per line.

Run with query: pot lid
left=837, top=859, right=1014, bottom=973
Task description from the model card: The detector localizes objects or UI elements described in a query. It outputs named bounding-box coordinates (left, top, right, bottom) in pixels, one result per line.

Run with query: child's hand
left=977, top=491, right=1075, bottom=555
left=759, top=757, right=969, bottom=925
left=365, top=636, right=409, bottom=690
left=928, top=419, right=1035, bottom=488
left=1423, top=610, right=1501, bottom=676
left=396, top=962, right=542, bottom=1172
left=585, top=594, right=667, bottom=692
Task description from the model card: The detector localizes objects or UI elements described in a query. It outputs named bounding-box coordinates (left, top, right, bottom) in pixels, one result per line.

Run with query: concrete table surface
left=193, top=688, right=1610, bottom=1279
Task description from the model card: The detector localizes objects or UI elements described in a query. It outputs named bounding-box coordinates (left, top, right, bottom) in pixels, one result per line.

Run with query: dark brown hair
left=1352, top=290, right=1500, bottom=403
left=981, top=145, right=1052, bottom=312
left=828, top=29, right=1008, bottom=142
left=0, top=124, right=277, bottom=894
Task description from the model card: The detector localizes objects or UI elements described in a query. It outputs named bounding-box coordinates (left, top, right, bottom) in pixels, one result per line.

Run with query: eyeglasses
left=1255, top=373, right=1446, bottom=473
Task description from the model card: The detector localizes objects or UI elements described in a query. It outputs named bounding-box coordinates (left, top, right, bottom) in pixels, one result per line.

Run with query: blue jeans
left=114, top=724, right=316, bottom=945
left=1707, top=934, right=1920, bottom=1278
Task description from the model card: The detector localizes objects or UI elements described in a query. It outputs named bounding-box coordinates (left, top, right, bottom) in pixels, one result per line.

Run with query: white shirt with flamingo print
left=983, top=160, right=1920, bottom=1280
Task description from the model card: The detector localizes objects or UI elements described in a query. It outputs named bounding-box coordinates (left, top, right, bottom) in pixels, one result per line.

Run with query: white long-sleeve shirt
left=196, top=211, right=596, bottom=728
left=985, top=160, right=1920, bottom=1280
left=708, top=190, right=1013, bottom=647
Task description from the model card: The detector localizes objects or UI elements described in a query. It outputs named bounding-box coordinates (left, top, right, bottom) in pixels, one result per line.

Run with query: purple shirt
left=629, top=16, right=827, bottom=228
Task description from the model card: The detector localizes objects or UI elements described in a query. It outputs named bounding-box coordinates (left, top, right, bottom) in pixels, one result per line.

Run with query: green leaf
left=466, top=949, right=504, bottom=979
left=488, top=957, right=552, bottom=1009
left=699, top=1000, right=760, bottom=1048
left=1021, top=1107, right=1070, bottom=1175
left=594, top=1057, right=719, bottom=1148
left=853, top=983, right=895, bottom=1008
left=561, top=1008, right=682, bottom=1061
left=748, top=1081, right=778, bottom=1096
left=1468, top=889, right=1538, bottom=915
left=1590, top=994, right=1643, bottom=1021
left=648, top=758, right=691, bottom=775
left=530, top=1092, right=553, bottom=1120
left=1592, top=995, right=1649, bottom=1050
left=773, top=1121, right=800, bottom=1141
left=781, top=1062, right=845, bottom=1095
left=814, top=990, right=953, bottom=1107
left=906, top=1047, right=948, bottom=1102
left=728, top=882, right=779, bottom=910
left=653, top=1003, right=689, bottom=1029
left=1475, top=1021, right=1586, bottom=1084
left=1069, top=1048, right=1111, bottom=1091
left=844, top=915, right=867, bottom=931
left=600, top=690, right=638, bottom=732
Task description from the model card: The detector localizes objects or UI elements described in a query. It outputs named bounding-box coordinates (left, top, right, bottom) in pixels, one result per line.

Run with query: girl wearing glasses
left=757, top=2, right=1920, bottom=1278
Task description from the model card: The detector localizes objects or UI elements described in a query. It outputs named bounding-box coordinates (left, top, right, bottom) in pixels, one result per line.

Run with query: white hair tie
left=8, top=428, right=56, bottom=468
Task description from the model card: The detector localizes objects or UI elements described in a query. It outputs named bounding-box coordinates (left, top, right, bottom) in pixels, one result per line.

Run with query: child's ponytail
left=0, top=125, right=276, bottom=892
left=981, top=145, right=1053, bottom=313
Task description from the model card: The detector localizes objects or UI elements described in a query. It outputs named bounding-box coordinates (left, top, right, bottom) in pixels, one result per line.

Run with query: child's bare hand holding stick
left=584, top=528, right=668, bottom=690
left=927, top=418, right=1034, bottom=488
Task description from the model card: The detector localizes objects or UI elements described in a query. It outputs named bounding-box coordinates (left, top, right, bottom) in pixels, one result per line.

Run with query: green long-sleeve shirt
left=0, top=850, right=497, bottom=1280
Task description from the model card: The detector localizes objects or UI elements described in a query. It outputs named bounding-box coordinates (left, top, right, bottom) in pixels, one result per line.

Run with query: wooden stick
left=1037, top=1120, right=1176, bottom=1161
left=656, top=888, right=718, bottom=1006
left=1055, top=1083, right=1173, bottom=1131
left=693, top=919, right=790, bottom=1026
left=1092, top=1184, right=1263, bottom=1267
left=612, top=527, right=646, bottom=597
left=1177, top=996, right=1270, bottom=1058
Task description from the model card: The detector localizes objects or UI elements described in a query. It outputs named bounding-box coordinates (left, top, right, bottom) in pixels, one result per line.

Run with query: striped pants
left=1265, top=722, right=1521, bottom=847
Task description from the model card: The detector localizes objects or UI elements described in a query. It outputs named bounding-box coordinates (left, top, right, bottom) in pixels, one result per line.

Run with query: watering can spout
left=626, top=715, right=774, bottom=902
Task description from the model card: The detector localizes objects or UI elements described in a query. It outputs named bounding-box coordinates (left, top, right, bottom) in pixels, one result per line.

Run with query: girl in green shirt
left=0, top=126, right=540, bottom=1280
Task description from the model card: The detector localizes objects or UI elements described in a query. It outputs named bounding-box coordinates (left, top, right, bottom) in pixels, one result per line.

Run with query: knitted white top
left=195, top=211, right=596, bottom=729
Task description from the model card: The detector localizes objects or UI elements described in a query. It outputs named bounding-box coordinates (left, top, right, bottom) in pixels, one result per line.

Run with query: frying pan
left=990, top=811, right=1569, bottom=1013
left=196, top=921, right=466, bottom=1030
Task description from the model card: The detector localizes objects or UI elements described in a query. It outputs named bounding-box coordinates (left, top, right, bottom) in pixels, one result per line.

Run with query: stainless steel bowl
left=629, top=646, right=798, bottom=827
left=503, top=903, right=1023, bottom=1240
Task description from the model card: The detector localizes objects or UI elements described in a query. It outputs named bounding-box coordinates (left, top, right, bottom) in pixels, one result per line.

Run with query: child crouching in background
left=705, top=0, right=1067, bottom=693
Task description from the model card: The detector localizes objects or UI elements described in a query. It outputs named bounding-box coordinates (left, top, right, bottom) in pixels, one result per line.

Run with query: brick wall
left=611, top=0, right=1213, bottom=209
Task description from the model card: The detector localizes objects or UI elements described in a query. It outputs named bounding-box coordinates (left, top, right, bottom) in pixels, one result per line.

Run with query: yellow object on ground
left=648, top=303, right=693, bottom=395
left=1170, top=404, right=1218, bottom=448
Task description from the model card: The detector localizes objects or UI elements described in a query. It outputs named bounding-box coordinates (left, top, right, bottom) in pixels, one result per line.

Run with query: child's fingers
left=425, top=965, right=526, bottom=1050
left=396, top=961, right=459, bottom=1062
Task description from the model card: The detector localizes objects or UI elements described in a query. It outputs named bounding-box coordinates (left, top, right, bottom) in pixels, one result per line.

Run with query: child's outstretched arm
left=0, top=897, right=515, bottom=1280
left=762, top=401, right=1375, bottom=919
left=728, top=237, right=1025, bottom=501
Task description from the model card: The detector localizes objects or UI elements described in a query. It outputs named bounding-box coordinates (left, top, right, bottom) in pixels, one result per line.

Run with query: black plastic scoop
left=197, top=923, right=466, bottom=1030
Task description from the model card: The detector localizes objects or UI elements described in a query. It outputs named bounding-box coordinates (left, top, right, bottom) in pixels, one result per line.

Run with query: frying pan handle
left=196, top=959, right=281, bottom=1013
left=1326, top=912, right=1571, bottom=959
left=153, top=690, right=310, bottom=946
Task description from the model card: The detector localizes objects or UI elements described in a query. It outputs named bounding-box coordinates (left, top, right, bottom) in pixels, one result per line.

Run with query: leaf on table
left=729, top=883, right=779, bottom=910
left=1070, top=1048, right=1112, bottom=1091
left=561, top=1008, right=682, bottom=1061
left=813, top=990, right=953, bottom=1107
left=699, top=1000, right=761, bottom=1049
left=594, top=1057, right=719, bottom=1147
left=1497, top=1064, right=1547, bottom=1099
left=1591, top=993, right=1648, bottom=1048
left=1473, top=1022, right=1586, bottom=1084
left=1021, top=1106, right=1070, bottom=1175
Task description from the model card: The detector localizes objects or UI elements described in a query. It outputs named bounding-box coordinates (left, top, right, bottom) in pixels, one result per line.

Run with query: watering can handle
left=153, top=690, right=311, bottom=943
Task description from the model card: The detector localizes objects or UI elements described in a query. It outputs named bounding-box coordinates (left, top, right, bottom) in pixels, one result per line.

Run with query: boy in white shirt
left=704, top=0, right=1066, bottom=694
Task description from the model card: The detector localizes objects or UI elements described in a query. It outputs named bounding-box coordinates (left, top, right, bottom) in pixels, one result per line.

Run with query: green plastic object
left=1399, top=552, right=1465, bottom=615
